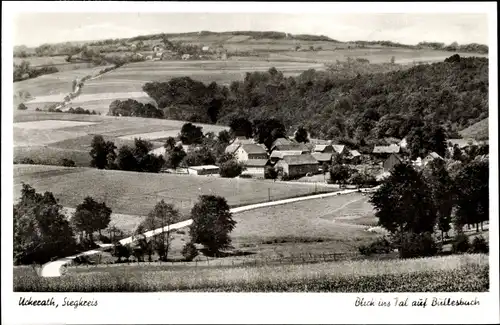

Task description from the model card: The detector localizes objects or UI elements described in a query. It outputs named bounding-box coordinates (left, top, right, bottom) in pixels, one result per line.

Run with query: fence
left=68, top=251, right=361, bottom=270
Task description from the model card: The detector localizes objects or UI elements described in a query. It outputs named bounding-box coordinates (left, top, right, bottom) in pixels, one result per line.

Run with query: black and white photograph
left=2, top=2, right=498, bottom=324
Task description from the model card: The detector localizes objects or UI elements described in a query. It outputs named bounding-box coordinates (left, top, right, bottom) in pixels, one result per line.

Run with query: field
left=459, top=118, right=489, bottom=140
left=13, top=164, right=337, bottom=217
left=71, top=60, right=325, bottom=113
left=13, top=254, right=488, bottom=292
left=270, top=49, right=488, bottom=64
left=13, top=111, right=228, bottom=163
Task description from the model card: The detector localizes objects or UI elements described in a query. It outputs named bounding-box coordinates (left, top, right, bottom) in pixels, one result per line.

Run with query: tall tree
left=116, top=145, right=138, bottom=171
left=229, top=117, right=253, bottom=138
left=71, top=197, right=112, bottom=241
left=294, top=126, right=309, bottom=143
left=189, top=195, right=236, bottom=255
left=89, top=135, right=116, bottom=169
left=179, top=123, right=204, bottom=145
left=253, top=118, right=286, bottom=149
left=139, top=200, right=181, bottom=261
left=370, top=163, right=437, bottom=235
left=14, top=183, right=76, bottom=265
left=453, top=160, right=489, bottom=232
left=424, top=159, right=453, bottom=241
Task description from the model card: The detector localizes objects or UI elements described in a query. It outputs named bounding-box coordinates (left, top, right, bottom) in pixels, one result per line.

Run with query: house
left=224, top=137, right=256, bottom=155
left=202, top=46, right=210, bottom=52
left=311, top=152, right=333, bottom=164
left=273, top=144, right=309, bottom=152
left=146, top=55, right=153, bottom=61
left=270, top=150, right=303, bottom=164
left=187, top=165, right=220, bottom=176
left=152, top=44, right=165, bottom=53
left=242, top=159, right=271, bottom=178
left=234, top=144, right=268, bottom=162
left=383, top=153, right=403, bottom=172
left=271, top=137, right=294, bottom=150
left=332, top=144, right=347, bottom=156
left=181, top=54, right=191, bottom=60
left=275, top=154, right=319, bottom=178
left=347, top=150, right=362, bottom=164
left=313, top=144, right=333, bottom=153
left=373, top=144, right=401, bottom=158
left=422, top=152, right=444, bottom=167
left=399, top=138, right=408, bottom=149
left=447, top=138, right=478, bottom=149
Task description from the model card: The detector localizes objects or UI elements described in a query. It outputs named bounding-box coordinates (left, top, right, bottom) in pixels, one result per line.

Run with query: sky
left=13, top=13, right=488, bottom=47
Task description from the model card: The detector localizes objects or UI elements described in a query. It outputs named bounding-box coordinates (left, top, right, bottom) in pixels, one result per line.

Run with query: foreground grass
left=14, top=254, right=488, bottom=292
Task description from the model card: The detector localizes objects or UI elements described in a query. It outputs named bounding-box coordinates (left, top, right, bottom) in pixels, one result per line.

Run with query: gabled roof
left=225, top=144, right=240, bottom=154
left=373, top=144, right=400, bottom=154
left=274, top=144, right=309, bottom=152
left=272, top=137, right=294, bottom=148
left=349, top=150, right=361, bottom=157
left=244, top=159, right=270, bottom=167
left=281, top=154, right=319, bottom=166
left=240, top=144, right=267, bottom=155
left=270, top=150, right=303, bottom=159
left=426, top=152, right=444, bottom=160
left=314, top=144, right=332, bottom=152
left=332, top=144, right=346, bottom=154
left=311, top=152, right=333, bottom=162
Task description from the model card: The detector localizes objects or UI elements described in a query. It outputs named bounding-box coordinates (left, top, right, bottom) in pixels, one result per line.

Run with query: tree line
left=138, top=56, right=487, bottom=150
left=366, top=157, right=488, bottom=258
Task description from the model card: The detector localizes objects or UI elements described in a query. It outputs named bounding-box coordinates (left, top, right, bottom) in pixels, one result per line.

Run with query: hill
left=459, top=118, right=489, bottom=140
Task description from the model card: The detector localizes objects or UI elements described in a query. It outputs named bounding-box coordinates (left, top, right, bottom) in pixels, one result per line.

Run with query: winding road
left=40, top=186, right=378, bottom=277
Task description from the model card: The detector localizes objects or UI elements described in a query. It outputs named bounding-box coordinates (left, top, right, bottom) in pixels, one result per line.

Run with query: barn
left=275, top=154, right=319, bottom=178
left=383, top=153, right=402, bottom=172
left=243, top=159, right=271, bottom=178
left=187, top=165, right=220, bottom=176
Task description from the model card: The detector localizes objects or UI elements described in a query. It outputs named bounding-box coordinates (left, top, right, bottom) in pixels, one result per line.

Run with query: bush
left=358, top=237, right=393, bottom=256
left=181, top=242, right=199, bottom=261
left=452, top=233, right=471, bottom=254
left=60, top=158, right=76, bottom=167
left=469, top=235, right=488, bottom=253
left=219, top=160, right=244, bottom=178
left=18, top=103, right=28, bottom=110
left=398, top=232, right=439, bottom=258
left=18, top=157, right=36, bottom=164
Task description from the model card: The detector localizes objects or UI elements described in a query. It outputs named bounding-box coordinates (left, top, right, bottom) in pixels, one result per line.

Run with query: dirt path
left=40, top=186, right=379, bottom=277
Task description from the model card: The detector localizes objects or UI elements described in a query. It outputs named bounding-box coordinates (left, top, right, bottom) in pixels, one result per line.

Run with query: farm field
left=13, top=164, right=338, bottom=216
left=72, top=59, right=325, bottom=113
left=13, top=254, right=488, bottom=292
left=14, top=55, right=69, bottom=66
left=271, top=49, right=489, bottom=64
left=14, top=65, right=114, bottom=99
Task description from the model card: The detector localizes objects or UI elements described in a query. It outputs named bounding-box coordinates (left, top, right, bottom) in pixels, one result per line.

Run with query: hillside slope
left=459, top=118, right=489, bottom=140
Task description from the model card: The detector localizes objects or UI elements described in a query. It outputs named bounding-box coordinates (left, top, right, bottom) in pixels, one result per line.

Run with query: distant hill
left=459, top=118, right=489, bottom=140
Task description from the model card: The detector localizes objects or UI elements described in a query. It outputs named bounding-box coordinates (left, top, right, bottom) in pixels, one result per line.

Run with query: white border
left=2, top=2, right=498, bottom=324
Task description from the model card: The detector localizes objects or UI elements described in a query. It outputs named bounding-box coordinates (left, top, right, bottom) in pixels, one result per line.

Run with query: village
left=150, top=129, right=489, bottom=184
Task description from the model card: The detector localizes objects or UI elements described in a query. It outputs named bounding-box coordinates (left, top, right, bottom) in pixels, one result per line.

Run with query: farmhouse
left=373, top=144, right=401, bottom=158
left=347, top=150, right=362, bottom=164
left=271, top=137, right=294, bottom=150
left=270, top=150, right=303, bottom=164
left=235, top=144, right=268, bottom=162
left=399, top=137, right=408, bottom=149
left=311, top=152, right=333, bottom=164
left=224, top=137, right=256, bottom=154
left=275, top=154, right=319, bottom=178
left=181, top=54, right=191, bottom=60
left=202, top=46, right=210, bottom=52
left=422, top=152, right=444, bottom=166
left=187, top=165, right=220, bottom=176
left=313, top=144, right=333, bottom=153
left=152, top=44, right=165, bottom=53
left=383, top=153, right=402, bottom=172
left=242, top=159, right=271, bottom=178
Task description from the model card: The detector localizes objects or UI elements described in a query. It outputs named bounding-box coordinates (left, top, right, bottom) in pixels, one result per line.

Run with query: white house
left=234, top=144, right=268, bottom=162
left=242, top=159, right=270, bottom=178
left=202, top=46, right=210, bottom=52
left=422, top=152, right=444, bottom=167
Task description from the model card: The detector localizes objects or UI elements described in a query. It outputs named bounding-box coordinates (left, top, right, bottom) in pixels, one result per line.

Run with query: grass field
left=13, top=165, right=337, bottom=216
left=13, top=254, right=488, bottom=292
left=459, top=118, right=489, bottom=141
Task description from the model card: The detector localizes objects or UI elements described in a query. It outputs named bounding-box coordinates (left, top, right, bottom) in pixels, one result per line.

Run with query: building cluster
left=147, top=44, right=228, bottom=61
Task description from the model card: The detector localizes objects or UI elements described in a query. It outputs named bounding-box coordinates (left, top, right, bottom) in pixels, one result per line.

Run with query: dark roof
left=272, top=138, right=294, bottom=147
left=311, top=152, right=332, bottom=162
left=281, top=154, right=319, bottom=166
left=240, top=144, right=267, bottom=154
left=373, top=145, right=400, bottom=154
left=244, top=159, right=269, bottom=167
left=386, top=153, right=402, bottom=162
left=274, top=144, right=309, bottom=152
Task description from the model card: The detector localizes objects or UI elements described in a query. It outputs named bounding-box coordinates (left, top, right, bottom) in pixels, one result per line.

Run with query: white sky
left=13, top=12, right=488, bottom=47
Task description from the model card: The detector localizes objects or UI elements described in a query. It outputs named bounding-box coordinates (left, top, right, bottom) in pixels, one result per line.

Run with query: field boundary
left=39, top=186, right=379, bottom=277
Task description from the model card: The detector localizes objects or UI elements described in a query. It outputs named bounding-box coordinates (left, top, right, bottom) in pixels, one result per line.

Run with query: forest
left=140, top=56, right=488, bottom=148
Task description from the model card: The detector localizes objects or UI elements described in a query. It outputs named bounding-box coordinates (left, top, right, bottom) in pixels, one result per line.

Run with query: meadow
left=13, top=165, right=337, bottom=217
left=13, top=254, right=488, bottom=292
